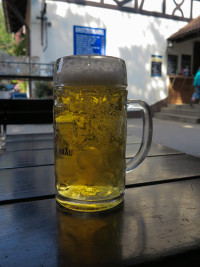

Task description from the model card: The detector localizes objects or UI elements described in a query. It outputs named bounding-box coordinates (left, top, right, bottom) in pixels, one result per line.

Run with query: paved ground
left=127, top=118, right=200, bottom=158
left=6, top=117, right=200, bottom=158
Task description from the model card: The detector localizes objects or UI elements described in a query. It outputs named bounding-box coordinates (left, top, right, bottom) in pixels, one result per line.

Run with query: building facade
left=3, top=0, right=200, bottom=105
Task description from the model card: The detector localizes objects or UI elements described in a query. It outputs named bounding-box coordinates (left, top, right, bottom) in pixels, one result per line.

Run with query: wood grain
left=0, top=166, right=55, bottom=202
left=1, top=179, right=200, bottom=266
left=0, top=141, right=183, bottom=169
left=6, top=139, right=53, bottom=152
left=0, top=149, right=54, bottom=169
left=126, top=154, right=200, bottom=186
left=0, top=154, right=200, bottom=203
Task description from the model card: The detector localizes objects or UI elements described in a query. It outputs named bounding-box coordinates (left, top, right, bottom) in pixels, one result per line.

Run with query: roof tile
left=168, top=15, right=200, bottom=41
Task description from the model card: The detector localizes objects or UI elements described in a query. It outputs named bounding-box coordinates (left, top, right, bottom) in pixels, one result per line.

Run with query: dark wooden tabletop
left=1, top=133, right=200, bottom=266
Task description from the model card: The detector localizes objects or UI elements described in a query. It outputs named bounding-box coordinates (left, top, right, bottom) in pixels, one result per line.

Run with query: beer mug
left=53, top=55, right=152, bottom=212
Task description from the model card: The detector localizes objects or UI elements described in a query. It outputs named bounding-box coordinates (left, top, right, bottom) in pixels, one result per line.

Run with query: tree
left=0, top=3, right=26, bottom=55
left=0, top=4, right=15, bottom=54
left=13, top=29, right=27, bottom=56
left=34, top=82, right=53, bottom=99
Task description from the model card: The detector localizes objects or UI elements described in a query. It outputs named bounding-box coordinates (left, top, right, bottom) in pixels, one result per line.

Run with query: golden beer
left=54, top=85, right=127, bottom=211
left=53, top=55, right=152, bottom=212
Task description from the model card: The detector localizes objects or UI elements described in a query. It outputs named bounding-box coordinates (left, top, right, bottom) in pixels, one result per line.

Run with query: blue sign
left=73, top=25, right=106, bottom=55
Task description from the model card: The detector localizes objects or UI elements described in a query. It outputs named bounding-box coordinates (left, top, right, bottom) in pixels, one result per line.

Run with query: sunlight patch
left=182, top=125, right=194, bottom=129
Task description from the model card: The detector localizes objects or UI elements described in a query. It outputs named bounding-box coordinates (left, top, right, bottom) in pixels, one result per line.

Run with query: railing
left=0, top=62, right=54, bottom=80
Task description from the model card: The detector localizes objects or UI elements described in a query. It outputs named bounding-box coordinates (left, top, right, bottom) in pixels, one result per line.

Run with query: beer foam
left=53, top=55, right=127, bottom=86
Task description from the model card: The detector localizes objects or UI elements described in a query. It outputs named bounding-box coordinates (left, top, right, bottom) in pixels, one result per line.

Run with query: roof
left=168, top=15, right=200, bottom=42
left=2, top=0, right=28, bottom=33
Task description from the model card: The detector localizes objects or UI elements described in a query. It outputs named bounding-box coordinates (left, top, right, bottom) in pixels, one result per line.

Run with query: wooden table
left=1, top=133, right=200, bottom=266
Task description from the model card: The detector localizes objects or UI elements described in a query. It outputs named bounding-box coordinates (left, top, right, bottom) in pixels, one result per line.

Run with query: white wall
left=30, top=0, right=191, bottom=105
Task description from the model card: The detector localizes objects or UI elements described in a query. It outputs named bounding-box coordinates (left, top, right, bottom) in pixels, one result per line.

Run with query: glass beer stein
left=53, top=55, right=152, bottom=212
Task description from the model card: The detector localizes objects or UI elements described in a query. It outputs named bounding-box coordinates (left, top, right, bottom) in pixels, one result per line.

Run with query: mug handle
left=126, top=100, right=153, bottom=173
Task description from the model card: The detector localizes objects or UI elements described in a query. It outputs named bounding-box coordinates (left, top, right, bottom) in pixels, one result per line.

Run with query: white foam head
left=53, top=55, right=127, bottom=87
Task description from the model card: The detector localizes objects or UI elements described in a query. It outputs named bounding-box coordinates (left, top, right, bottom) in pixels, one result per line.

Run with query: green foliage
left=12, top=34, right=26, bottom=56
left=0, top=3, right=26, bottom=56
left=0, top=4, right=15, bottom=54
left=34, top=81, right=53, bottom=99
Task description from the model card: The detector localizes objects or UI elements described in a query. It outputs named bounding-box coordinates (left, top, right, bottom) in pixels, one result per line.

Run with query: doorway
left=193, top=42, right=200, bottom=75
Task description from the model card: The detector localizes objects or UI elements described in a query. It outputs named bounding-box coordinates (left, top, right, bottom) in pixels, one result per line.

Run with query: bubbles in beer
left=54, top=85, right=127, bottom=208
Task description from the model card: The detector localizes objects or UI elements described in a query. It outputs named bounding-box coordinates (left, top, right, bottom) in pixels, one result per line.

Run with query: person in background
left=190, top=67, right=200, bottom=106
